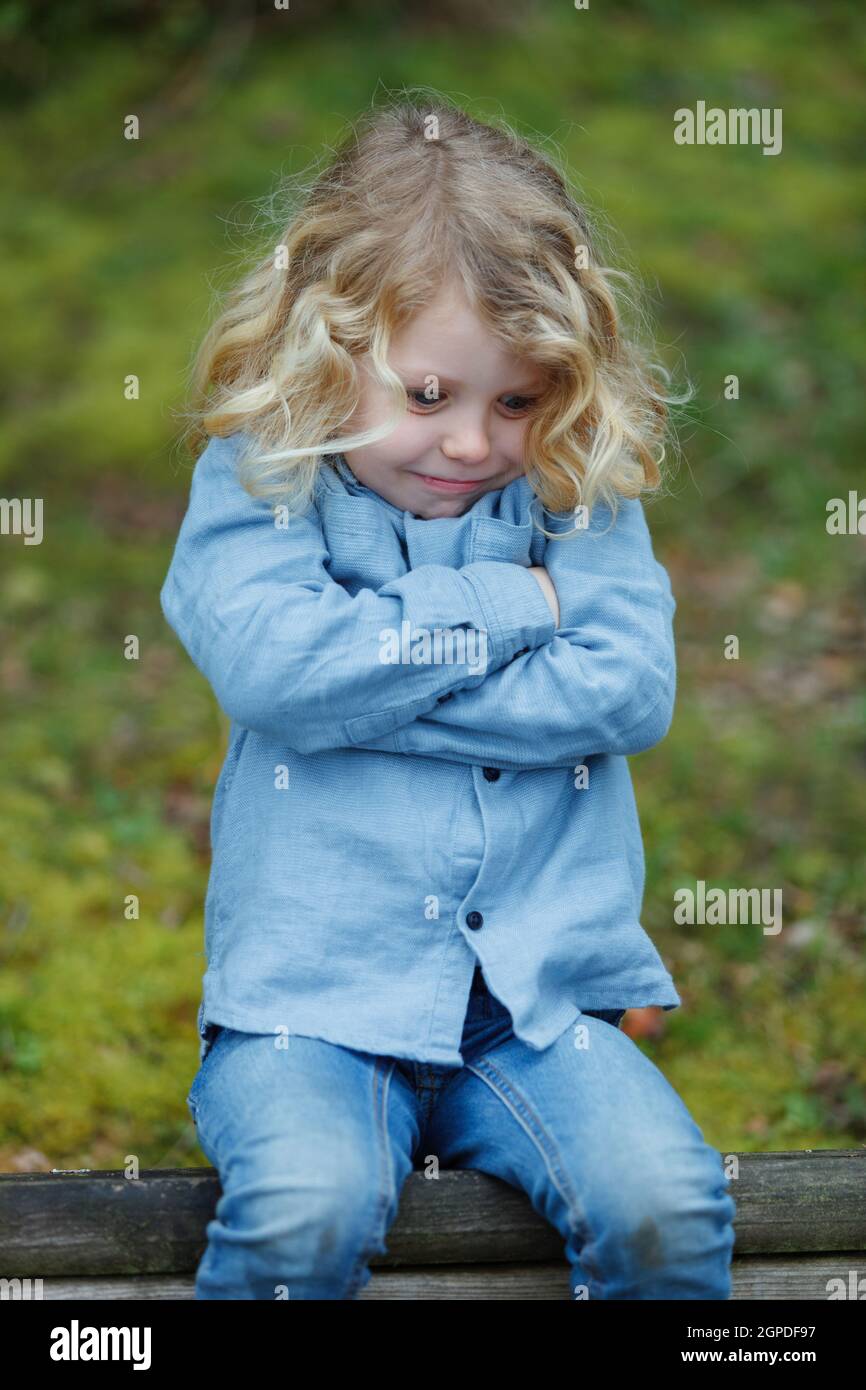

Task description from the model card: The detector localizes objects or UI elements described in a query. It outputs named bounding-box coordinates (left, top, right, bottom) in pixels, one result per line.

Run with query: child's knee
left=581, top=1144, right=736, bottom=1298
left=200, top=1161, right=387, bottom=1299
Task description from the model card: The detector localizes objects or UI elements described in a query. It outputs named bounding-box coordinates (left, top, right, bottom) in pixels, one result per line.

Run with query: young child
left=161, top=96, right=736, bottom=1300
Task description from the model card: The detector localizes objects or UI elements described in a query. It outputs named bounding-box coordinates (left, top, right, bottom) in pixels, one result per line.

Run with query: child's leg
left=186, top=1026, right=420, bottom=1299
left=424, top=1012, right=736, bottom=1299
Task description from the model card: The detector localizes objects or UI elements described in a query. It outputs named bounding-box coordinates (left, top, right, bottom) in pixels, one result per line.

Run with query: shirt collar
left=322, top=451, right=542, bottom=531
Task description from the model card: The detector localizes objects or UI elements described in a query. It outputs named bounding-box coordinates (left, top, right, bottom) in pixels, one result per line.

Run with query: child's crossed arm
left=162, top=436, right=674, bottom=771
left=160, top=434, right=556, bottom=756
left=349, top=497, right=677, bottom=771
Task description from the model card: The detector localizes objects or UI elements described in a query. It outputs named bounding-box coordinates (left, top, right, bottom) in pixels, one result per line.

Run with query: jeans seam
left=342, top=1058, right=397, bottom=1299
left=465, top=1056, right=595, bottom=1252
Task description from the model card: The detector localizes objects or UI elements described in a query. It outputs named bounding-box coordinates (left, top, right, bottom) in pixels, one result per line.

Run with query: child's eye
left=407, top=389, right=443, bottom=410
left=500, top=395, right=535, bottom=414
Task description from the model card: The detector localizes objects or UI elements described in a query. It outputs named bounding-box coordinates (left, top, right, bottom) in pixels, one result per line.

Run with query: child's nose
left=440, top=426, right=491, bottom=463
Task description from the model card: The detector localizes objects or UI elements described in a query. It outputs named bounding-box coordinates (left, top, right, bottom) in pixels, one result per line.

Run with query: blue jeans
left=187, top=966, right=736, bottom=1299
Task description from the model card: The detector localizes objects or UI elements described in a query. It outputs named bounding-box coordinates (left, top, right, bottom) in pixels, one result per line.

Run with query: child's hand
left=528, top=566, right=560, bottom=628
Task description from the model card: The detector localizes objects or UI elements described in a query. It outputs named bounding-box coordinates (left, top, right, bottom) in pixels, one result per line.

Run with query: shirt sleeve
left=347, top=496, right=677, bottom=770
left=159, top=433, right=557, bottom=754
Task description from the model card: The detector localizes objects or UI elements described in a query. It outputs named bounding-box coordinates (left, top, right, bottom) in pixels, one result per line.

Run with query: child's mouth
left=416, top=473, right=484, bottom=493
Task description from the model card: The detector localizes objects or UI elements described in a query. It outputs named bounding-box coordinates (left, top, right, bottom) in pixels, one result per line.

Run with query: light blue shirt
left=160, top=431, right=681, bottom=1066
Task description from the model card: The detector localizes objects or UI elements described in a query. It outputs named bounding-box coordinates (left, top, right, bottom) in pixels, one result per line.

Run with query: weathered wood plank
left=365, top=1253, right=866, bottom=1301
left=18, top=1253, right=866, bottom=1301
left=1, top=1152, right=863, bottom=1278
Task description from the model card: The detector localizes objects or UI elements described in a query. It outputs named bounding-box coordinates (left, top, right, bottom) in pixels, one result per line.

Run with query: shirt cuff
left=460, top=560, right=557, bottom=661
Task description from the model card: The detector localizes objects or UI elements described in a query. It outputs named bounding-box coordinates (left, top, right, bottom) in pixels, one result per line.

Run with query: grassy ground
left=0, top=2, right=864, bottom=1170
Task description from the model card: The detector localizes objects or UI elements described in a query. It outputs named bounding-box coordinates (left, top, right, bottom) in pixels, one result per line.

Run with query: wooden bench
left=2, top=1151, right=864, bottom=1299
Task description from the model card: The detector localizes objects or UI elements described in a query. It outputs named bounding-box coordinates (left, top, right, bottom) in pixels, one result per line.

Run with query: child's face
left=342, top=281, right=546, bottom=519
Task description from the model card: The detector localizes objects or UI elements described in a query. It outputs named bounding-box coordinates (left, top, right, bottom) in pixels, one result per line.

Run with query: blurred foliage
left=0, top=0, right=532, bottom=106
left=0, top=0, right=864, bottom=1171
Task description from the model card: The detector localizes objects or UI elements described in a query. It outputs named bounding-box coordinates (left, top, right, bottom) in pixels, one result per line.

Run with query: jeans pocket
left=187, top=1067, right=203, bottom=1120
left=187, top=1025, right=225, bottom=1119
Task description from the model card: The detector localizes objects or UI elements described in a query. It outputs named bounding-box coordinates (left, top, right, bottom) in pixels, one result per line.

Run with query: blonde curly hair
left=178, top=87, right=691, bottom=534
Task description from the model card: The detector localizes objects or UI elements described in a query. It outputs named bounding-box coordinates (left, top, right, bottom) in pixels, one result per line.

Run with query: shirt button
left=482, top=766, right=501, bottom=782
left=466, top=910, right=484, bottom=930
